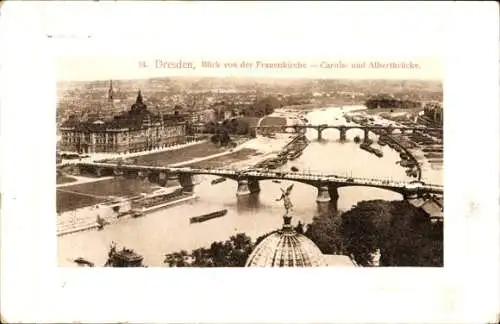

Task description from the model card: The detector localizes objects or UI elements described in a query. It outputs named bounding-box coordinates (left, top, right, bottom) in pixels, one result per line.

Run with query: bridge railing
left=79, top=162, right=442, bottom=189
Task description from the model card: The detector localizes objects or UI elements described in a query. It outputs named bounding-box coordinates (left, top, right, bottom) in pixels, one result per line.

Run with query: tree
left=211, top=125, right=231, bottom=147
left=185, top=120, right=195, bottom=136
left=164, top=250, right=190, bottom=267
left=340, top=201, right=388, bottom=266
left=235, top=119, right=250, bottom=135
left=340, top=200, right=443, bottom=267
left=204, top=121, right=217, bottom=133
left=365, top=97, right=421, bottom=109
left=164, top=233, right=255, bottom=267
left=304, top=212, right=345, bottom=255
left=244, top=96, right=281, bottom=117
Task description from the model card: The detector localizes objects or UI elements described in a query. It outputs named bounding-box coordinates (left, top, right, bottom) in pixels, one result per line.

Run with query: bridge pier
left=316, top=186, right=331, bottom=203
left=95, top=167, right=102, bottom=177
left=363, top=129, right=370, bottom=142
left=317, top=129, right=323, bottom=141
left=236, top=179, right=251, bottom=196
left=179, top=173, right=194, bottom=193
left=113, top=167, right=123, bottom=177
left=142, top=171, right=151, bottom=182
left=339, top=128, right=347, bottom=141
left=328, top=186, right=340, bottom=211
left=247, top=179, right=261, bottom=194
left=403, top=192, right=419, bottom=200
left=147, top=171, right=159, bottom=184
left=158, top=172, right=168, bottom=187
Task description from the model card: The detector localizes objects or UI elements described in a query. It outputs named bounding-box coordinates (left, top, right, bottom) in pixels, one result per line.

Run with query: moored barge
left=288, top=150, right=303, bottom=160
left=190, top=209, right=228, bottom=224
left=211, top=177, right=227, bottom=185
left=130, top=188, right=195, bottom=215
left=360, top=143, right=383, bottom=158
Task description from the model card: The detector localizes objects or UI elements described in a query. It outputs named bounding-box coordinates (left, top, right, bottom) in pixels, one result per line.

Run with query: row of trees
left=208, top=95, right=281, bottom=122
left=242, top=96, right=281, bottom=117
left=365, top=97, right=421, bottom=109
left=209, top=126, right=233, bottom=147
left=164, top=200, right=443, bottom=267
left=164, top=232, right=275, bottom=267
left=204, top=118, right=251, bottom=135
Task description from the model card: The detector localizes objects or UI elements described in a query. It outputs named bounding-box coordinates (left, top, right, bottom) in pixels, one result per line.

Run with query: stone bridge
left=253, top=124, right=443, bottom=141
left=75, top=162, right=443, bottom=211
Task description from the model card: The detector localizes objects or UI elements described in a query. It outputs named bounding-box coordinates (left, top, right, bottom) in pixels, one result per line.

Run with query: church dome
left=245, top=216, right=327, bottom=267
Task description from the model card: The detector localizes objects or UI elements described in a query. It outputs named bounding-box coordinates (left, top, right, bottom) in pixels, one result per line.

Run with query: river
left=58, top=106, right=443, bottom=267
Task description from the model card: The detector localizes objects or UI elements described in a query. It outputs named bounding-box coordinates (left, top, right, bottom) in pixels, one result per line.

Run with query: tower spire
left=108, top=80, right=114, bottom=101
left=136, top=90, right=143, bottom=104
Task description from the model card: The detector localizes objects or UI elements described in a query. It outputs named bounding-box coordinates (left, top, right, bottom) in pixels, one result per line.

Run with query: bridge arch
left=216, top=176, right=415, bottom=211
left=74, top=163, right=439, bottom=203
left=334, top=183, right=406, bottom=199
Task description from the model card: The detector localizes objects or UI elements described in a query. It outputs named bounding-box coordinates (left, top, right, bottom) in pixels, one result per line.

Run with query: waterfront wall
left=57, top=187, right=199, bottom=237
left=57, top=199, right=132, bottom=236
left=57, top=138, right=208, bottom=167
left=383, top=134, right=422, bottom=181
left=352, top=115, right=423, bottom=181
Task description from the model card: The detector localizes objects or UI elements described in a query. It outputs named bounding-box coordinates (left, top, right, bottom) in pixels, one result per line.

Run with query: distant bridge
left=75, top=162, right=443, bottom=210
left=253, top=124, right=443, bottom=141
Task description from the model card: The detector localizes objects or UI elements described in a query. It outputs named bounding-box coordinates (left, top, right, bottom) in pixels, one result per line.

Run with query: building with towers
left=59, top=84, right=187, bottom=154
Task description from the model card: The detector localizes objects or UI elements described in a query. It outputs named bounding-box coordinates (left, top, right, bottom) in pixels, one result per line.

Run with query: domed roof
left=245, top=216, right=327, bottom=267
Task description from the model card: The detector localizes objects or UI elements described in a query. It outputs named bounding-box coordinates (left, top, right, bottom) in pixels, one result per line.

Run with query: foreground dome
left=245, top=215, right=327, bottom=267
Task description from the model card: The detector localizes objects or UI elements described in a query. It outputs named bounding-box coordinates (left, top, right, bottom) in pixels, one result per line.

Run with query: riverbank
left=360, top=107, right=422, bottom=117
left=57, top=175, right=114, bottom=188
left=57, top=138, right=208, bottom=167
left=182, top=110, right=307, bottom=169
left=57, top=177, right=180, bottom=213
left=115, top=140, right=225, bottom=166
left=350, top=110, right=443, bottom=184
left=56, top=174, right=78, bottom=185
left=57, top=188, right=197, bottom=237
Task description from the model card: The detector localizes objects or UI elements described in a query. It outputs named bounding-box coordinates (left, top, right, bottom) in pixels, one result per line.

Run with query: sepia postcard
left=56, top=57, right=445, bottom=269
left=1, top=2, right=499, bottom=323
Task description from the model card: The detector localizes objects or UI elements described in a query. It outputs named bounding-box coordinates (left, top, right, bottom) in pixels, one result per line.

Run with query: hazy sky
left=46, top=2, right=446, bottom=81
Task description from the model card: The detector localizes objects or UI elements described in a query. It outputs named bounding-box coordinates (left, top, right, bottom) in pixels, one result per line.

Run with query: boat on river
left=131, top=188, right=191, bottom=215
left=211, top=177, right=227, bottom=185
left=190, top=209, right=228, bottom=224
left=73, top=257, right=95, bottom=267
left=288, top=150, right=303, bottom=160
left=360, top=143, right=383, bottom=158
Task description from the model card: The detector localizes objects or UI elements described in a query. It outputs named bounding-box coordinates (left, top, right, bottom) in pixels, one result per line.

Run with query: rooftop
left=61, top=90, right=185, bottom=132
left=245, top=215, right=327, bottom=267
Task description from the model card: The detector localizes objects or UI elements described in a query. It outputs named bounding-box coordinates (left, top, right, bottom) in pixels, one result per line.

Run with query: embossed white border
left=1, top=2, right=499, bottom=323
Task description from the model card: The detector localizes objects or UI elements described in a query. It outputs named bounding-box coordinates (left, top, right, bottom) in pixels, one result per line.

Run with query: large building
left=59, top=88, right=186, bottom=154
